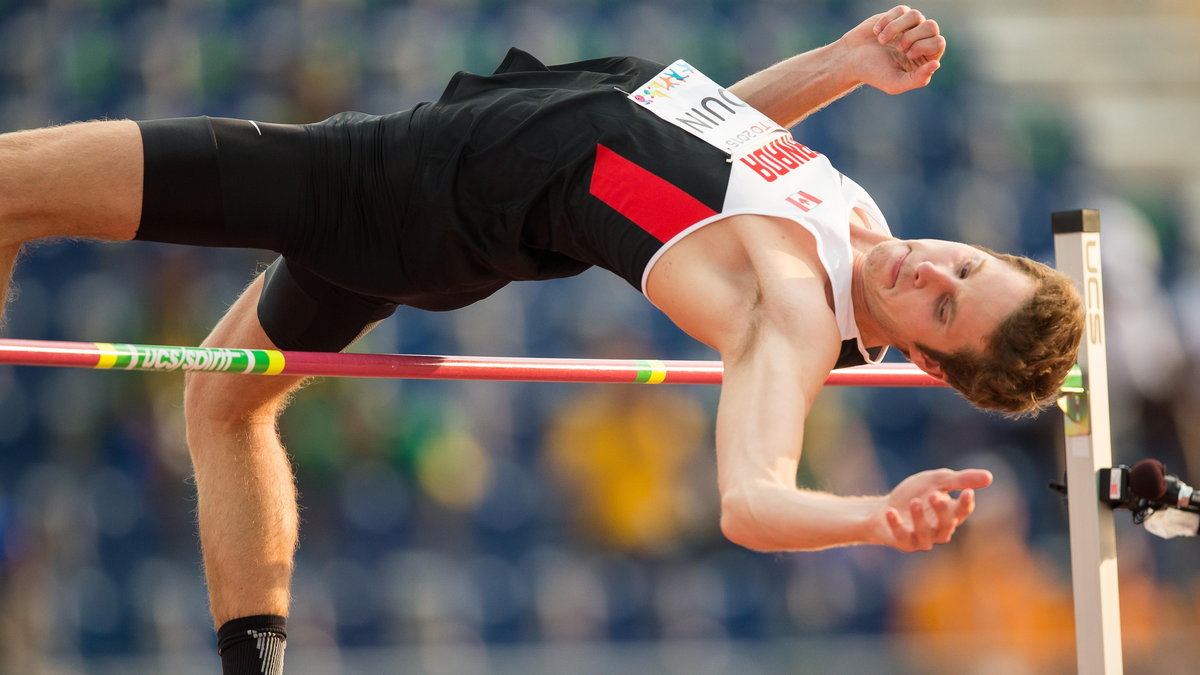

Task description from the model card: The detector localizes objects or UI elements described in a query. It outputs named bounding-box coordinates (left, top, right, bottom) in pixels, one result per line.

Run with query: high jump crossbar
left=0, top=338, right=944, bottom=387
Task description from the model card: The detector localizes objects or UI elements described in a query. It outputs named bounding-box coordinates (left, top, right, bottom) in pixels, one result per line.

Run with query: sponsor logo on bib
left=630, top=60, right=788, bottom=156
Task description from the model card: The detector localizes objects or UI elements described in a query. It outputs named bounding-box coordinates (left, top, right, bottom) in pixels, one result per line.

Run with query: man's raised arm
left=729, top=5, right=947, bottom=128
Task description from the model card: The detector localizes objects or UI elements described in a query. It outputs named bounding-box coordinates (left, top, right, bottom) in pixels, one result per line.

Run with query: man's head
left=859, top=239, right=1084, bottom=416
left=919, top=248, right=1083, bottom=415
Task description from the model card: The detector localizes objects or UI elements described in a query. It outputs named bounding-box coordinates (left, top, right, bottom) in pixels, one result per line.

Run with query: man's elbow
left=719, top=491, right=778, bottom=552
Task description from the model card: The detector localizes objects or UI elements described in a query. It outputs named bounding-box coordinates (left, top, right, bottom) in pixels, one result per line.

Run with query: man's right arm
left=712, top=291, right=992, bottom=553
left=644, top=215, right=988, bottom=552
left=728, top=5, right=947, bottom=128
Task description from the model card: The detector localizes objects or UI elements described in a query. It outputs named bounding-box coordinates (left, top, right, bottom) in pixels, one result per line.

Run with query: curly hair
left=918, top=248, right=1084, bottom=417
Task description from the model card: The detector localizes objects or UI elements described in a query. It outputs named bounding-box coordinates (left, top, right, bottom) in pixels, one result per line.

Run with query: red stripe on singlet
left=588, top=143, right=718, bottom=243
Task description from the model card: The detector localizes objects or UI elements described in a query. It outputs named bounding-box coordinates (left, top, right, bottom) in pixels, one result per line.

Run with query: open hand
left=840, top=5, right=946, bottom=95
left=871, top=468, right=992, bottom=552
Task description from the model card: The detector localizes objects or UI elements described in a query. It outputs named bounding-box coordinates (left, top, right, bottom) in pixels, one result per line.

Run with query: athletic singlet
left=620, top=60, right=892, bottom=364
left=424, top=49, right=889, bottom=365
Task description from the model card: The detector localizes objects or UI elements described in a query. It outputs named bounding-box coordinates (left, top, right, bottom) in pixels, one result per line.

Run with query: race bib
left=629, top=60, right=789, bottom=156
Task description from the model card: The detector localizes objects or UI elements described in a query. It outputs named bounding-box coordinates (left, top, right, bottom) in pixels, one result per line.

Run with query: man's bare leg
left=1, top=120, right=301, bottom=671
left=0, top=245, right=21, bottom=326
left=0, top=120, right=143, bottom=321
left=186, top=273, right=306, bottom=674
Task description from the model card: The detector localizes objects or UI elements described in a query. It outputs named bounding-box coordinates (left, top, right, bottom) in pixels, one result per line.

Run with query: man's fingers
left=899, top=60, right=941, bottom=91
left=873, top=5, right=910, bottom=36
left=897, top=18, right=941, bottom=53
left=885, top=507, right=913, bottom=550
left=883, top=468, right=988, bottom=552
left=877, top=7, right=924, bottom=46
left=936, top=468, right=993, bottom=492
left=909, top=498, right=932, bottom=550
left=929, top=492, right=956, bottom=543
left=955, top=488, right=976, bottom=521
left=906, top=34, right=946, bottom=62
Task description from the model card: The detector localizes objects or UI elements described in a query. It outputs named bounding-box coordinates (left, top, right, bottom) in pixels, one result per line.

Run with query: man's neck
left=846, top=216, right=891, bottom=350
left=849, top=253, right=886, bottom=349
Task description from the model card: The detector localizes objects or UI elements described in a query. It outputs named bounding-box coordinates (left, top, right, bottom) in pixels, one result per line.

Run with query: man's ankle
left=216, top=614, right=287, bottom=675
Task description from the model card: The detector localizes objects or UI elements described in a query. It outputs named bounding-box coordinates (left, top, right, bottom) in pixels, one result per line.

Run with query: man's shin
left=186, top=419, right=299, bottom=628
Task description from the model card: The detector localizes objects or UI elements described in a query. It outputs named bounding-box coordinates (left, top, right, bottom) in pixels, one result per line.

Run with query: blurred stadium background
left=1, top=0, right=1199, bottom=673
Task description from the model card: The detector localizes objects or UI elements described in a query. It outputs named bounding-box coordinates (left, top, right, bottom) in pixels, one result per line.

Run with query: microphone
left=1129, top=459, right=1199, bottom=513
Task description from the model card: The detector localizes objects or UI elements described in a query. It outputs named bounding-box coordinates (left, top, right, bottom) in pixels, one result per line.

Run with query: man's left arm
left=729, top=5, right=947, bottom=128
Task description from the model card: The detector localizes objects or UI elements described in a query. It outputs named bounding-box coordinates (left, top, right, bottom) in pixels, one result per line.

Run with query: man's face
left=861, top=239, right=1036, bottom=358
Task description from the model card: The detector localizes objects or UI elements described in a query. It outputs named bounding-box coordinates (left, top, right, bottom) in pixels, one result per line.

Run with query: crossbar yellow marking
left=264, top=350, right=285, bottom=375
left=95, top=342, right=118, bottom=369
left=642, top=359, right=667, bottom=384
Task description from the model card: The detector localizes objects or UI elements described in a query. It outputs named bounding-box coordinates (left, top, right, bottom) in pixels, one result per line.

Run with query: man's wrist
left=826, top=36, right=865, bottom=90
left=853, top=495, right=887, bottom=546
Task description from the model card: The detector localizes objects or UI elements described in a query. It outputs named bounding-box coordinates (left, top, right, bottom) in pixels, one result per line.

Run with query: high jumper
left=0, top=6, right=1082, bottom=674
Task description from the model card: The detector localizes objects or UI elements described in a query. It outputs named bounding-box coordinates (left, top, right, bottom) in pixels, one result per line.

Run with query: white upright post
left=1052, top=209, right=1123, bottom=674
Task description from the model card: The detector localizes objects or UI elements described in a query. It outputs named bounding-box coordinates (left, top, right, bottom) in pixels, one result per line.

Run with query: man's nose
left=913, top=261, right=955, bottom=290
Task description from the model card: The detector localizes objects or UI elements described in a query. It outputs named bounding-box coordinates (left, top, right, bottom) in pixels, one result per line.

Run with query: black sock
left=217, top=614, right=287, bottom=675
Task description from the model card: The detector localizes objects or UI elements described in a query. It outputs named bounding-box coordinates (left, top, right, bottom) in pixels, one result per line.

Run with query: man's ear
left=909, top=348, right=946, bottom=381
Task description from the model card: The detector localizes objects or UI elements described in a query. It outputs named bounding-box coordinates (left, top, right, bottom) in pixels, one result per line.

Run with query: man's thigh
left=135, top=116, right=310, bottom=252
left=0, top=120, right=143, bottom=245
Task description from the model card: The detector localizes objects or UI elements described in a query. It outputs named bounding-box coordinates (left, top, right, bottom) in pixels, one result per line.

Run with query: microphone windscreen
left=1129, top=459, right=1168, bottom=500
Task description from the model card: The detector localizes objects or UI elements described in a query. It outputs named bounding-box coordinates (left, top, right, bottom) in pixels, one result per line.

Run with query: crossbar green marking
left=634, top=359, right=667, bottom=384
left=94, top=344, right=286, bottom=375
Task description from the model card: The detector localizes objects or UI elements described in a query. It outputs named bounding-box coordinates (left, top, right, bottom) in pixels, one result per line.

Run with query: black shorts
left=136, top=114, right=412, bottom=352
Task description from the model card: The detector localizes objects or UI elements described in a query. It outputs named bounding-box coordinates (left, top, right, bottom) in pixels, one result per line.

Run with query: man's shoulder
left=652, top=213, right=832, bottom=296
left=645, top=214, right=842, bottom=354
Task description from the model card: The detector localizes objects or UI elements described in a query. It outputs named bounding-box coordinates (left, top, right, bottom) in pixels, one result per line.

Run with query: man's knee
left=184, top=371, right=250, bottom=433
left=183, top=370, right=293, bottom=437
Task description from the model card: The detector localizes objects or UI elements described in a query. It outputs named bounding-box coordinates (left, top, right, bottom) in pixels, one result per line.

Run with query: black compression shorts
left=136, top=114, right=408, bottom=352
